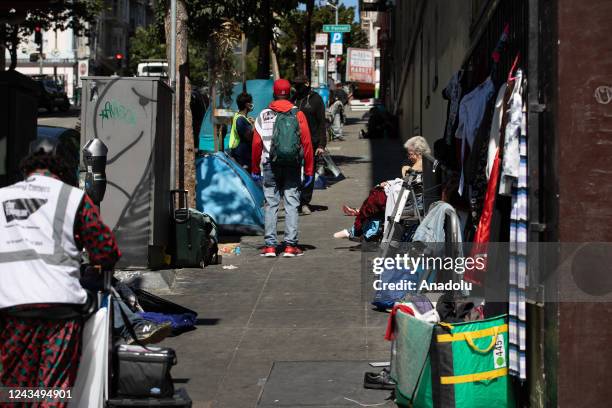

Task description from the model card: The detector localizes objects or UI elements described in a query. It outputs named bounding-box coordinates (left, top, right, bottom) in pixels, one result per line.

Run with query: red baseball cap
left=273, top=79, right=291, bottom=97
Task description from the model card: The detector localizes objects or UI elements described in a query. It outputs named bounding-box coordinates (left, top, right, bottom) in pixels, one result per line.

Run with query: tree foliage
left=1, top=0, right=104, bottom=69
left=277, top=3, right=368, bottom=81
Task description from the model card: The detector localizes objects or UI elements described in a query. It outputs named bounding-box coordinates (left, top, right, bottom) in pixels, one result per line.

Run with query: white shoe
left=333, top=229, right=350, bottom=239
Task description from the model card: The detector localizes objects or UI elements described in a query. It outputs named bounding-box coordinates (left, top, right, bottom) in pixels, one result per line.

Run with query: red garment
left=251, top=99, right=314, bottom=176
left=464, top=149, right=501, bottom=285
left=74, top=194, right=122, bottom=268
left=384, top=304, right=414, bottom=341
left=353, top=187, right=387, bottom=236
left=0, top=316, right=82, bottom=408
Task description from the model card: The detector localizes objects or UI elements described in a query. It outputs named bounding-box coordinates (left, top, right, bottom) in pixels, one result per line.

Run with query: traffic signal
left=115, top=53, right=123, bottom=71
left=336, top=56, right=342, bottom=63
left=34, top=26, right=42, bottom=52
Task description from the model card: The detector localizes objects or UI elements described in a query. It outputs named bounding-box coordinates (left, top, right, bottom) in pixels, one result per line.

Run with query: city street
left=2, top=0, right=612, bottom=407
left=162, top=109, right=403, bottom=407
left=37, top=108, right=79, bottom=129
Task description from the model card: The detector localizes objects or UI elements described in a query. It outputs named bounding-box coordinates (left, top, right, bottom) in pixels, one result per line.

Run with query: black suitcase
left=114, top=345, right=177, bottom=398
left=106, top=388, right=192, bottom=407
left=170, top=189, right=219, bottom=268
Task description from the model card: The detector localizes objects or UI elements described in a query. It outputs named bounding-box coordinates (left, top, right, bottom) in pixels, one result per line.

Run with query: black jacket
left=295, top=90, right=326, bottom=149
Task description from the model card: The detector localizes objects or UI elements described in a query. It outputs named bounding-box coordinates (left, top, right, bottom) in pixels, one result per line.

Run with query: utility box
left=0, top=71, right=39, bottom=188
left=80, top=77, right=172, bottom=269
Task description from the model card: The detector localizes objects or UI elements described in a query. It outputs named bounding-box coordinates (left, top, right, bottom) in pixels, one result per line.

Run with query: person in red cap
left=251, top=79, right=314, bottom=257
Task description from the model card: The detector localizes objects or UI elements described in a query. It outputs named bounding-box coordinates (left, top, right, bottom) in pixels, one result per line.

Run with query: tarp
left=196, top=151, right=264, bottom=235
left=199, top=79, right=274, bottom=152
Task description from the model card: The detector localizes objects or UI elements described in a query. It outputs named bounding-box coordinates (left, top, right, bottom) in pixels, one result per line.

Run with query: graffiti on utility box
left=98, top=99, right=136, bottom=126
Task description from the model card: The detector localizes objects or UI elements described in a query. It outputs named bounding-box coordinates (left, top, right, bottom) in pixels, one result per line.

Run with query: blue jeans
left=262, top=163, right=301, bottom=246
left=332, top=113, right=343, bottom=139
left=113, top=298, right=148, bottom=339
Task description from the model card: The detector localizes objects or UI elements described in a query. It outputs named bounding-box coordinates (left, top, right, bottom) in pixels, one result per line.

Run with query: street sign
left=315, top=33, right=328, bottom=46
left=346, top=48, right=375, bottom=83
left=78, top=59, right=89, bottom=87
left=330, top=32, right=343, bottom=55
left=323, top=24, right=351, bottom=33
left=328, top=58, right=337, bottom=72
left=331, top=43, right=343, bottom=55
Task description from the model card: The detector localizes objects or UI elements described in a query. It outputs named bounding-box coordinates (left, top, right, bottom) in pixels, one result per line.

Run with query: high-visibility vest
left=229, top=112, right=248, bottom=149
left=0, top=175, right=87, bottom=309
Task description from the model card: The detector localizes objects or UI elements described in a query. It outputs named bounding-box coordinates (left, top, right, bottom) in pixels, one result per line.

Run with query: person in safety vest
left=0, top=137, right=166, bottom=401
left=251, top=79, right=314, bottom=257
left=229, top=92, right=255, bottom=169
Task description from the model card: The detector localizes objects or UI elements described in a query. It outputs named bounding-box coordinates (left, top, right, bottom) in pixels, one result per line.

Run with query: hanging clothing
left=499, top=69, right=524, bottom=195
left=464, top=75, right=517, bottom=285
left=509, top=96, right=528, bottom=380
left=455, top=77, right=495, bottom=195
left=463, top=148, right=502, bottom=286
left=442, top=70, right=464, bottom=145
left=486, top=83, right=508, bottom=180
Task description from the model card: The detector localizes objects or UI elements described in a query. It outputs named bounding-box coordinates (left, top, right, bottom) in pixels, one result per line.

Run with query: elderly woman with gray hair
left=335, top=136, right=431, bottom=240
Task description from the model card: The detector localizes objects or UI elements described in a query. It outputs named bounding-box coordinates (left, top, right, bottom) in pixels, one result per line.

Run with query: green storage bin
left=393, top=312, right=514, bottom=408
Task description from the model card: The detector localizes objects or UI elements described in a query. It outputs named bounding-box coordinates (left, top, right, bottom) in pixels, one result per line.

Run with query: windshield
left=142, top=65, right=167, bottom=75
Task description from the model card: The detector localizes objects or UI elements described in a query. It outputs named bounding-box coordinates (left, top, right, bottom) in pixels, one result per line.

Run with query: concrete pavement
left=161, top=109, right=406, bottom=407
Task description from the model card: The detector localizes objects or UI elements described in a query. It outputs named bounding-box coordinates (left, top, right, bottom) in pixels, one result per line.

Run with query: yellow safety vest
left=229, top=112, right=248, bottom=149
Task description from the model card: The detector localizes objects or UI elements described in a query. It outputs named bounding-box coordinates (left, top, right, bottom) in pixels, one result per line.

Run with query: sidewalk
left=162, top=109, right=406, bottom=407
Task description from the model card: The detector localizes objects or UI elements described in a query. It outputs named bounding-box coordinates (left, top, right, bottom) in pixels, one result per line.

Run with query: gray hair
left=403, top=136, right=431, bottom=156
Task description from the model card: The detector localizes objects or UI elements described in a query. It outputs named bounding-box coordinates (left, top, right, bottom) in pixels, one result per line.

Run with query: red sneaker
left=260, top=246, right=277, bottom=257
left=282, top=245, right=304, bottom=257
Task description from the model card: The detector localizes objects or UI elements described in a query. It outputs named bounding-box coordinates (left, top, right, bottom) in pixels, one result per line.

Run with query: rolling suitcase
left=170, top=190, right=219, bottom=268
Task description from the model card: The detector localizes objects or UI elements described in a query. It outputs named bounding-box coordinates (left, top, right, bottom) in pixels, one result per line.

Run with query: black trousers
left=300, top=177, right=314, bottom=206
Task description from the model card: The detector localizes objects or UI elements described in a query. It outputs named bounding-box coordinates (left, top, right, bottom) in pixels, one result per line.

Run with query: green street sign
left=323, top=24, right=351, bottom=33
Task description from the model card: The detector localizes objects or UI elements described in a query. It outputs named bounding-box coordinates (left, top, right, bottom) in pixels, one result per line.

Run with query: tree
left=128, top=26, right=166, bottom=75
left=0, top=1, right=103, bottom=70
left=277, top=3, right=367, bottom=82
left=164, top=0, right=195, bottom=205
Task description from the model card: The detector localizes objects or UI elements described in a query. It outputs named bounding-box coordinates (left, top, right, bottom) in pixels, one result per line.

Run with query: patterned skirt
left=0, top=315, right=83, bottom=408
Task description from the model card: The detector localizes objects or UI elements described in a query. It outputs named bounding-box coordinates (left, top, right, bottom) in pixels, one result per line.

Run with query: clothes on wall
left=455, top=77, right=495, bottom=196
left=436, top=61, right=528, bottom=380
left=509, top=87, right=528, bottom=380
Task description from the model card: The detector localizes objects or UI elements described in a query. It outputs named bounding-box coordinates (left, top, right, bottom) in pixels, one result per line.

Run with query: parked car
left=137, top=60, right=168, bottom=77
left=31, top=76, right=70, bottom=112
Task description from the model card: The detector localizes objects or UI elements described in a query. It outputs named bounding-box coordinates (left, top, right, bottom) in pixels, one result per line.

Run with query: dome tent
left=196, top=151, right=264, bottom=235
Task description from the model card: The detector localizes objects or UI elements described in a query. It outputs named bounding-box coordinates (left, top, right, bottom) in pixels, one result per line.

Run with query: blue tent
left=199, top=79, right=274, bottom=152
left=196, top=151, right=264, bottom=235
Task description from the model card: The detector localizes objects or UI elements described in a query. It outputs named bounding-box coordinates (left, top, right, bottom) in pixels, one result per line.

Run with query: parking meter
left=82, top=138, right=108, bottom=206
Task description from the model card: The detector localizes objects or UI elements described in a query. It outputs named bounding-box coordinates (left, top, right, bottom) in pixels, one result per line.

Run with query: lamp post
left=169, top=0, right=176, bottom=190
left=326, top=0, right=339, bottom=25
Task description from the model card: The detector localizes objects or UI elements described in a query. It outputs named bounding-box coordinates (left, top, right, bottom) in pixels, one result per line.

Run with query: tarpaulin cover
left=198, top=79, right=274, bottom=152
left=196, top=151, right=264, bottom=235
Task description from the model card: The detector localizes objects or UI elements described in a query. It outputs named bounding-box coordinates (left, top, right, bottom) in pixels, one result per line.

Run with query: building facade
left=377, top=0, right=612, bottom=406
left=5, top=0, right=155, bottom=102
